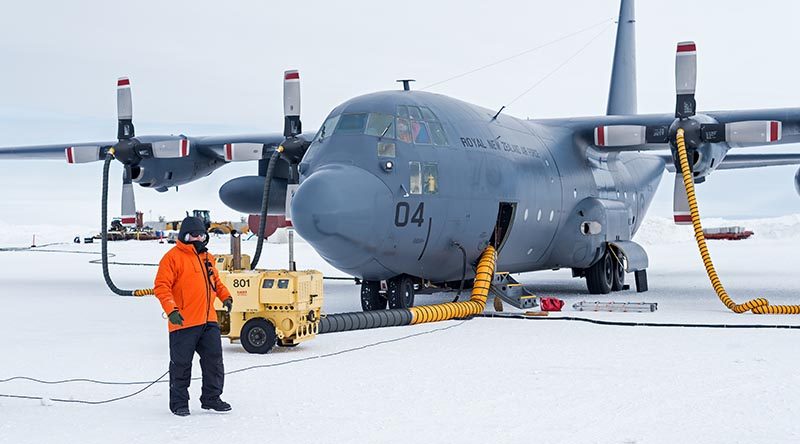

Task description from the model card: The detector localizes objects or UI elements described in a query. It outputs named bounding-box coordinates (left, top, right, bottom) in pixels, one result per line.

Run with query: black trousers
left=168, top=322, right=224, bottom=412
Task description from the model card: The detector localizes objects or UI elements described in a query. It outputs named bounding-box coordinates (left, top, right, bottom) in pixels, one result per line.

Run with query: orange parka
left=154, top=241, right=232, bottom=332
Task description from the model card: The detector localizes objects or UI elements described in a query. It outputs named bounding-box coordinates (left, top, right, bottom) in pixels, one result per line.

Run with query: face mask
left=191, top=240, right=208, bottom=253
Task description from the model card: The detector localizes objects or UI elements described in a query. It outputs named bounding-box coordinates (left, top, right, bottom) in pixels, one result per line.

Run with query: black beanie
left=178, top=216, right=207, bottom=243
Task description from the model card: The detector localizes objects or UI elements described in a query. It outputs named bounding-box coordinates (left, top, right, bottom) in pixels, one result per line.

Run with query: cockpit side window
left=408, top=106, right=423, bottom=121
left=314, top=114, right=340, bottom=142
left=397, top=105, right=409, bottom=119
left=428, top=122, right=448, bottom=146
left=336, top=113, right=368, bottom=133
left=412, top=121, right=431, bottom=144
left=365, top=114, right=395, bottom=139
left=396, top=118, right=412, bottom=143
left=420, top=107, right=437, bottom=121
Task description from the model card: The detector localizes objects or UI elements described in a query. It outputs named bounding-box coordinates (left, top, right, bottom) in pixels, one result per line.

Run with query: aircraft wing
left=658, top=153, right=800, bottom=172
left=0, top=141, right=116, bottom=160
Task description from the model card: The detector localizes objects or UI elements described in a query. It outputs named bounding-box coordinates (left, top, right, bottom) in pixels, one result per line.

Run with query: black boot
left=172, top=406, right=190, bottom=417
left=201, top=398, right=232, bottom=412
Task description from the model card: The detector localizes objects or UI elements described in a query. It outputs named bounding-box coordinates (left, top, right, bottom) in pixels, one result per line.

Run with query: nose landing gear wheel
left=388, top=275, right=415, bottom=309
left=585, top=248, right=614, bottom=294
left=360, top=280, right=387, bottom=311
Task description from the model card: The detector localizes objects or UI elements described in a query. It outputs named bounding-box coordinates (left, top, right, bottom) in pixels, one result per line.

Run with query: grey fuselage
left=291, top=90, right=665, bottom=282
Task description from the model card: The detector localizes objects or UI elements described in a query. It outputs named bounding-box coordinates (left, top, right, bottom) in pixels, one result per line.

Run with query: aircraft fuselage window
left=397, top=118, right=412, bottom=143
left=409, top=161, right=422, bottom=194
left=412, top=121, right=431, bottom=144
left=366, top=113, right=395, bottom=139
left=336, top=113, right=368, bottom=133
left=377, top=141, right=396, bottom=158
left=423, top=163, right=438, bottom=194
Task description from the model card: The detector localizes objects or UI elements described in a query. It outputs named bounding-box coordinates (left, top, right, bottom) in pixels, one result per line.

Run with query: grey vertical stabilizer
left=606, top=0, right=637, bottom=115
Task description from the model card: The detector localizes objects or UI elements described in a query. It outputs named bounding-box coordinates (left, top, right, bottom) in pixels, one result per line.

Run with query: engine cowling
left=218, top=175, right=288, bottom=214
left=795, top=167, right=800, bottom=197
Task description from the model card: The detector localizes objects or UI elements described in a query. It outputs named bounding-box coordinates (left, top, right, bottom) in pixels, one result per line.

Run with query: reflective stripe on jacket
left=154, top=241, right=232, bottom=332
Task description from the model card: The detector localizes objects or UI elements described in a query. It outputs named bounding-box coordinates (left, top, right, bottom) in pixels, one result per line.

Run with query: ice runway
left=1, top=218, right=799, bottom=444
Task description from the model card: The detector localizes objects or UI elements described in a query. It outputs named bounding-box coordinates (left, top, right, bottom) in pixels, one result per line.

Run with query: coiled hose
left=101, top=149, right=154, bottom=297
left=319, top=246, right=496, bottom=333
left=250, top=147, right=283, bottom=270
left=675, top=128, right=799, bottom=314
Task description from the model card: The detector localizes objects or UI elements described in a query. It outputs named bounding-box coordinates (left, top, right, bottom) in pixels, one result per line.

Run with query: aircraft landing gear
left=360, top=280, right=387, bottom=311
left=388, top=275, right=415, bottom=309
left=585, top=248, right=614, bottom=294
left=610, top=247, right=626, bottom=292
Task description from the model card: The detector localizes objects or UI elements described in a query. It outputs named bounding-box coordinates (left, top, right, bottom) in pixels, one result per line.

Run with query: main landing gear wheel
left=611, top=248, right=626, bottom=292
left=388, top=275, right=415, bottom=309
left=241, top=318, right=277, bottom=354
left=585, top=248, right=614, bottom=295
left=360, top=280, right=387, bottom=311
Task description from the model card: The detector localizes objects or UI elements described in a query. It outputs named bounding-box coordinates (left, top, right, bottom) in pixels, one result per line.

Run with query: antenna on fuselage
left=396, top=79, right=415, bottom=91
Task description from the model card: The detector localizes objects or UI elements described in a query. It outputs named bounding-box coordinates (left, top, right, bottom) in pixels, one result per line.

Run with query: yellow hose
left=409, top=245, right=497, bottom=324
left=675, top=128, right=800, bottom=314
left=133, top=288, right=155, bottom=297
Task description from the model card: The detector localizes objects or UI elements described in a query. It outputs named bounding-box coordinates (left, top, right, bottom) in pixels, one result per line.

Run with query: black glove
left=168, top=310, right=184, bottom=326
left=223, top=298, right=233, bottom=314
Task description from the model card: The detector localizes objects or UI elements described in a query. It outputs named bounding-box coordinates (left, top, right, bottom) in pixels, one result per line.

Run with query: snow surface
left=2, top=217, right=800, bottom=444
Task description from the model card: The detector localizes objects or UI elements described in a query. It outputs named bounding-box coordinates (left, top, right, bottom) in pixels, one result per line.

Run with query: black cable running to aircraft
left=421, top=17, right=615, bottom=91
left=0, top=321, right=466, bottom=404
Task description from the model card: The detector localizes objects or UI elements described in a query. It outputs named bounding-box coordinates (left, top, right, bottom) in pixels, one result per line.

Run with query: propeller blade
left=594, top=125, right=646, bottom=147
left=593, top=125, right=670, bottom=147
left=116, top=77, right=135, bottom=140
left=151, top=138, right=191, bottom=158
left=701, top=121, right=782, bottom=144
left=283, top=70, right=301, bottom=138
left=64, top=145, right=102, bottom=164
left=673, top=172, right=692, bottom=225
left=121, top=165, right=137, bottom=226
left=675, top=41, right=697, bottom=119
left=224, top=143, right=264, bottom=162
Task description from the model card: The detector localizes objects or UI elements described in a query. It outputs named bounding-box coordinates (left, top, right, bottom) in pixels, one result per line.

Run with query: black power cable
left=0, top=321, right=465, bottom=405
left=475, top=312, right=800, bottom=329
left=100, top=153, right=135, bottom=296
left=250, top=149, right=282, bottom=270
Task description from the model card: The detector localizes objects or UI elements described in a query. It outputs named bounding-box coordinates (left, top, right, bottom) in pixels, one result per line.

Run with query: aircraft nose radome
left=291, top=165, right=393, bottom=270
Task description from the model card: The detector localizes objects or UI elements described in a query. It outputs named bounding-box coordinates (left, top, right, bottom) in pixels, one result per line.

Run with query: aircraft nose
left=291, top=165, right=393, bottom=270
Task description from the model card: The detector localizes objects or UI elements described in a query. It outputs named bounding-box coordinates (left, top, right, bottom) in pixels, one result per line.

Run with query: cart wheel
left=241, top=318, right=277, bottom=354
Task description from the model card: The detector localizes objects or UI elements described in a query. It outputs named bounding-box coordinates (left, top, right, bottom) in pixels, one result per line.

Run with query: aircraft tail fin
left=606, top=0, right=637, bottom=115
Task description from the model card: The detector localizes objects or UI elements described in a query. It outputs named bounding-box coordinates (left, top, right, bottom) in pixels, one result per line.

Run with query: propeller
left=63, top=77, right=192, bottom=226
left=223, top=70, right=311, bottom=166
left=592, top=41, right=783, bottom=224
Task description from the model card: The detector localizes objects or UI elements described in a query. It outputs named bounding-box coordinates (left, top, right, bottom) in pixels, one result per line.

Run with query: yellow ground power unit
left=214, top=255, right=323, bottom=354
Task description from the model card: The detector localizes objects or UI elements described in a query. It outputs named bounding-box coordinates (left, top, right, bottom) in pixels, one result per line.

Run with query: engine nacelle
left=219, top=175, right=288, bottom=215
left=795, top=167, right=800, bottom=196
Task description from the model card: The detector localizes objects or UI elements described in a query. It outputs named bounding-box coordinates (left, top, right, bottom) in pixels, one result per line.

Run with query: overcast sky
left=1, top=0, right=799, bottom=229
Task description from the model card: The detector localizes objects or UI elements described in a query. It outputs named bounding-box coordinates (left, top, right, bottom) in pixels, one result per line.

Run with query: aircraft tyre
left=388, top=275, right=415, bottom=309
left=611, top=252, right=625, bottom=292
left=360, top=281, right=387, bottom=311
left=241, top=318, right=277, bottom=354
left=585, top=250, right=614, bottom=294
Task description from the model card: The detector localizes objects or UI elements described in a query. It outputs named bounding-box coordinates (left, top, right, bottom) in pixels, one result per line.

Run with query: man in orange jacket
left=154, top=216, right=233, bottom=416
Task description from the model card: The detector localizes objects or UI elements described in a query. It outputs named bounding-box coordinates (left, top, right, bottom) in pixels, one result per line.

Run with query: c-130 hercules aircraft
left=3, top=0, right=800, bottom=312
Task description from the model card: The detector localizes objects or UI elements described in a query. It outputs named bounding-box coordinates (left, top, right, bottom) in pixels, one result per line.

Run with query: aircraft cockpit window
left=397, top=105, right=409, bottom=118
left=336, top=113, right=368, bottom=133
left=428, top=122, right=448, bottom=146
left=396, top=118, right=412, bottom=143
left=314, top=114, right=340, bottom=142
left=420, top=107, right=437, bottom=121
left=365, top=113, right=395, bottom=139
left=423, top=163, right=438, bottom=194
left=408, top=106, right=423, bottom=121
left=412, top=121, right=431, bottom=144
left=409, top=161, right=422, bottom=194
